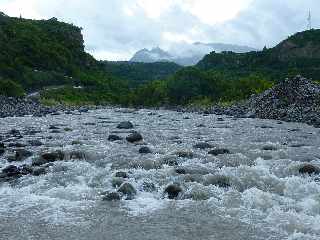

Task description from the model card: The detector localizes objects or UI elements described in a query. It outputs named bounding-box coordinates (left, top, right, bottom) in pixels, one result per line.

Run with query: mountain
left=197, top=29, right=320, bottom=80
left=130, top=47, right=174, bottom=63
left=130, top=43, right=257, bottom=66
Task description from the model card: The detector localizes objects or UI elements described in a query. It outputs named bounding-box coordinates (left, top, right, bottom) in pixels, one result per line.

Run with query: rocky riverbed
left=0, top=95, right=95, bottom=118
left=209, top=75, right=320, bottom=127
left=0, top=108, right=320, bottom=240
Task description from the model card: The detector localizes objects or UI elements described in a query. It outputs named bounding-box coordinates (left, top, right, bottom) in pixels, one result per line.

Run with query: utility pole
left=308, top=10, right=312, bottom=30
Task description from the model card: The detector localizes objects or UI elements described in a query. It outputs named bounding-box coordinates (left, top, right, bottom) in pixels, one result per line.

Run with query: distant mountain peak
left=130, top=42, right=258, bottom=66
left=130, top=47, right=173, bottom=63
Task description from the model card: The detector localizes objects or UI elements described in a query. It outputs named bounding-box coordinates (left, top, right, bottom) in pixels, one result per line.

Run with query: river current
left=0, top=108, right=320, bottom=240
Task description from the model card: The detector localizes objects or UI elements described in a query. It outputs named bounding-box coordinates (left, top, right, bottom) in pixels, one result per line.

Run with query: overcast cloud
left=0, top=0, right=319, bottom=60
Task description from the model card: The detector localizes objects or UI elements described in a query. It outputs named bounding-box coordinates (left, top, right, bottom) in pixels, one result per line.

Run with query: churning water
left=0, top=108, right=320, bottom=240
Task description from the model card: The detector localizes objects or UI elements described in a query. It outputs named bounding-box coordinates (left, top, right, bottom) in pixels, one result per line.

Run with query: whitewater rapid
left=0, top=108, right=320, bottom=240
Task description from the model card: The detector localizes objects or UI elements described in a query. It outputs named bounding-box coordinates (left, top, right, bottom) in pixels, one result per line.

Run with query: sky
left=0, top=0, right=319, bottom=60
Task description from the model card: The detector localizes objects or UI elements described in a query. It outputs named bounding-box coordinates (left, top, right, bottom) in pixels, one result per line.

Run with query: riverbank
left=1, top=75, right=319, bottom=128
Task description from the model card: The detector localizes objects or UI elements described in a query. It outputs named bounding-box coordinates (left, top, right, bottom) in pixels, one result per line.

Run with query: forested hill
left=0, top=12, right=101, bottom=91
left=197, top=29, right=320, bottom=81
left=102, top=61, right=182, bottom=87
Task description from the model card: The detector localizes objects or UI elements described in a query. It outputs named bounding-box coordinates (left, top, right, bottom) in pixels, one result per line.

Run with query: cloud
left=0, top=0, right=319, bottom=60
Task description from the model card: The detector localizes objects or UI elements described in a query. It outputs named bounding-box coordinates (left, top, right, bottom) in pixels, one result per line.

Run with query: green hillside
left=102, top=61, right=182, bottom=87
left=197, top=29, right=320, bottom=81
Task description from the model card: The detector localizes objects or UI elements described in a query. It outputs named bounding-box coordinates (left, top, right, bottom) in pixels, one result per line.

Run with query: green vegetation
left=102, top=61, right=182, bottom=87
left=1, top=12, right=319, bottom=107
left=129, top=68, right=273, bottom=107
left=0, top=79, right=25, bottom=97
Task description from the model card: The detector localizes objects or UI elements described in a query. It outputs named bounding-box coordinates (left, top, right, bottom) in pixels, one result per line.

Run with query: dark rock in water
left=49, top=125, right=60, bottom=130
left=262, top=145, right=277, bottom=151
left=8, top=142, right=26, bottom=148
left=84, top=122, right=95, bottom=126
left=139, top=146, right=152, bottom=154
left=71, top=140, right=82, bottom=145
left=141, top=181, right=156, bottom=192
left=299, top=165, right=320, bottom=175
left=9, top=129, right=21, bottom=136
left=8, top=149, right=33, bottom=162
left=0, top=143, right=5, bottom=155
left=32, top=167, right=47, bottom=176
left=2, top=165, right=20, bottom=177
left=20, top=165, right=33, bottom=175
left=197, top=124, right=206, bottom=128
left=175, top=151, right=194, bottom=159
left=117, top=121, right=134, bottom=129
left=164, top=183, right=182, bottom=199
left=64, top=128, right=73, bottom=132
left=32, top=151, right=64, bottom=166
left=126, top=132, right=143, bottom=143
left=175, top=168, right=187, bottom=175
left=50, top=130, right=61, bottom=134
left=217, top=117, right=224, bottom=122
left=28, top=140, right=43, bottom=146
left=117, top=182, right=137, bottom=200
left=193, top=142, right=213, bottom=149
left=108, top=135, right=123, bottom=141
left=102, top=192, right=121, bottom=201
left=208, top=148, right=230, bottom=156
left=115, top=171, right=129, bottom=178
left=79, top=107, right=89, bottom=113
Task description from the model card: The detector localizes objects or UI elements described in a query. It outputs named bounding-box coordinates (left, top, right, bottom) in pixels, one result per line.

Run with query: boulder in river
left=32, top=167, right=47, bottom=176
left=208, top=148, right=230, bottom=156
left=164, top=183, right=182, bottom=199
left=115, top=171, right=129, bottom=178
left=298, top=164, right=320, bottom=175
left=139, top=146, right=152, bottom=154
left=126, top=132, right=143, bottom=143
left=8, top=149, right=33, bottom=162
left=108, top=135, right=123, bottom=141
left=32, top=151, right=64, bottom=166
left=2, top=165, right=21, bottom=177
left=262, top=145, right=277, bottom=151
left=117, top=182, right=137, bottom=200
left=117, top=121, right=134, bottom=129
left=0, top=143, right=5, bottom=155
left=102, top=192, right=121, bottom=201
left=28, top=140, right=43, bottom=146
left=193, top=142, right=213, bottom=149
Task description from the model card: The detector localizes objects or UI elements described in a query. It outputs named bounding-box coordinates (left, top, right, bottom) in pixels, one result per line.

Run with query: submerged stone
left=117, top=121, right=134, bottom=129
left=118, top=182, right=137, bottom=200
left=108, top=135, right=123, bottom=141
left=208, top=148, right=230, bottom=156
left=102, top=192, right=121, bottom=201
left=164, top=183, right=182, bottom=199
left=126, top=132, right=143, bottom=143
left=139, top=146, right=152, bottom=154
left=193, top=142, right=213, bottom=149
left=299, top=164, right=320, bottom=175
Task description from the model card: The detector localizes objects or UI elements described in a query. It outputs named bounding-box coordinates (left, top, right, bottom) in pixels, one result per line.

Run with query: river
left=0, top=108, right=319, bottom=240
